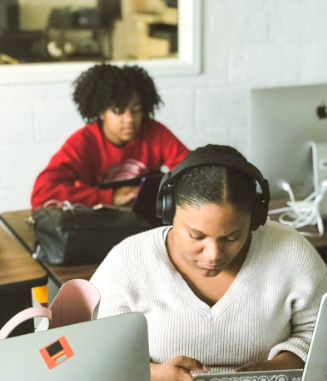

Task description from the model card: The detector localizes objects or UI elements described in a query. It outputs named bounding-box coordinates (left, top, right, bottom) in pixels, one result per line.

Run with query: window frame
left=0, top=0, right=202, bottom=84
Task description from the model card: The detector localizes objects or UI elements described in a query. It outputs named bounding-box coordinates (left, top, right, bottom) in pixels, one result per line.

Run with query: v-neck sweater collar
left=153, top=226, right=264, bottom=319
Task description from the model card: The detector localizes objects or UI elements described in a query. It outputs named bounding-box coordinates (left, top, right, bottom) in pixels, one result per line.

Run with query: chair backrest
left=49, top=279, right=100, bottom=329
left=0, top=279, right=101, bottom=339
left=0, top=307, right=52, bottom=340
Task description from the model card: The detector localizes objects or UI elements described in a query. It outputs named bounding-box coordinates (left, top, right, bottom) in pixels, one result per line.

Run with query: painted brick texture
left=1, top=0, right=327, bottom=211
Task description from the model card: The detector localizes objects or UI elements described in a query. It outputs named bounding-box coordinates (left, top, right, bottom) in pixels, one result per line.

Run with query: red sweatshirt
left=31, top=119, right=190, bottom=208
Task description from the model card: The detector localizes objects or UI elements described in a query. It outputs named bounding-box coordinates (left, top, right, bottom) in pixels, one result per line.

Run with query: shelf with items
left=46, top=26, right=112, bottom=61
left=112, top=0, right=178, bottom=61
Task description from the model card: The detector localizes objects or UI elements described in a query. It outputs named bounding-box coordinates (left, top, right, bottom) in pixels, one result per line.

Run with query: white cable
left=62, top=200, right=73, bottom=211
left=42, top=200, right=84, bottom=210
left=43, top=199, right=61, bottom=207
left=280, top=181, right=295, bottom=202
left=268, top=180, right=327, bottom=237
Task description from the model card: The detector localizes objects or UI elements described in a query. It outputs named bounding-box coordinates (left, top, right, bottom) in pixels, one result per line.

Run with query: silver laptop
left=194, top=292, right=327, bottom=381
left=0, top=312, right=151, bottom=381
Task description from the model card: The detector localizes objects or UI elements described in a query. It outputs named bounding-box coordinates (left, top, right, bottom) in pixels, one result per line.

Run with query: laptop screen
left=0, top=312, right=151, bottom=381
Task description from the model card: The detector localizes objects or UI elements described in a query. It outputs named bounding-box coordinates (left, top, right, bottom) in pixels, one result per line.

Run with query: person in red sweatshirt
left=31, top=64, right=190, bottom=209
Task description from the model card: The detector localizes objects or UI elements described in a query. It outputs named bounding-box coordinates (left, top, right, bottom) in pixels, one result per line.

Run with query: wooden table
left=1, top=204, right=327, bottom=291
left=0, top=210, right=98, bottom=288
left=0, top=224, right=47, bottom=336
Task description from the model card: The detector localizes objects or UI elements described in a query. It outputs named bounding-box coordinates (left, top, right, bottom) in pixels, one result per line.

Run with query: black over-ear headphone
left=156, top=152, right=270, bottom=230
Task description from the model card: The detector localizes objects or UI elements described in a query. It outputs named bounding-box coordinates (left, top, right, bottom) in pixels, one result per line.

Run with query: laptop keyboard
left=193, top=369, right=303, bottom=381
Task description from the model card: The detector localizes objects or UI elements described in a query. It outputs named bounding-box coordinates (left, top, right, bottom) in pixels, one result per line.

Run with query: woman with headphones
left=91, top=144, right=327, bottom=380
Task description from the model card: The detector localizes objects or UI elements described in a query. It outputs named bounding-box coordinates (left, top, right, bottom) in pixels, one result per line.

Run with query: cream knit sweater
left=91, top=220, right=327, bottom=373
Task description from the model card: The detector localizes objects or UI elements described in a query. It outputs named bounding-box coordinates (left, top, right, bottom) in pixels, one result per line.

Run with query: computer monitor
left=249, top=83, right=327, bottom=202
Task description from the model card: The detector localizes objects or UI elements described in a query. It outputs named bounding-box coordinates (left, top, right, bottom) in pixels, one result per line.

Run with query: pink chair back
left=0, top=279, right=100, bottom=340
left=49, top=279, right=100, bottom=329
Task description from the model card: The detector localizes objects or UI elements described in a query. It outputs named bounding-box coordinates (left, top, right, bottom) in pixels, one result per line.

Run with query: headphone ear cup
left=162, top=185, right=175, bottom=225
left=156, top=198, right=163, bottom=219
left=250, top=196, right=268, bottom=231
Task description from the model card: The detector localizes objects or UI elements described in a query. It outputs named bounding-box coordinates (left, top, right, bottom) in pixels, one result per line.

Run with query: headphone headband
left=158, top=152, right=269, bottom=199
left=156, top=151, right=270, bottom=229
left=174, top=152, right=263, bottom=181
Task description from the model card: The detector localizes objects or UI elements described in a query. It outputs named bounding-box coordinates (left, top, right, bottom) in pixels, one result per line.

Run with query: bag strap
left=0, top=307, right=52, bottom=340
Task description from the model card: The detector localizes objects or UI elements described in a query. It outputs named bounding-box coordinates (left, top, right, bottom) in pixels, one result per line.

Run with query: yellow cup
left=32, top=285, right=48, bottom=305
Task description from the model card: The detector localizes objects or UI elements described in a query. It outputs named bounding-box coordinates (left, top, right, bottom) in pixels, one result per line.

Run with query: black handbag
left=27, top=205, right=153, bottom=265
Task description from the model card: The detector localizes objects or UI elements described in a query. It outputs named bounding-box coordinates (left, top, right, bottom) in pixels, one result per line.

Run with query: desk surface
left=0, top=224, right=47, bottom=293
left=2, top=204, right=327, bottom=287
left=0, top=210, right=97, bottom=287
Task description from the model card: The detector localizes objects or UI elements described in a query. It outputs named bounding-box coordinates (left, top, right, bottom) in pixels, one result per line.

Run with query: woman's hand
left=151, top=356, right=209, bottom=381
left=235, top=351, right=304, bottom=372
left=112, top=186, right=139, bottom=206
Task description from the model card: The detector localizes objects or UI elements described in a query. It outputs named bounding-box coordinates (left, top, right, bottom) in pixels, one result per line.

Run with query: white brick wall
left=2, top=0, right=327, bottom=211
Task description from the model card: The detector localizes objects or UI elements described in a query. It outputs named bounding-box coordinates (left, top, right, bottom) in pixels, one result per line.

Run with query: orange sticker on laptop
left=39, top=336, right=74, bottom=370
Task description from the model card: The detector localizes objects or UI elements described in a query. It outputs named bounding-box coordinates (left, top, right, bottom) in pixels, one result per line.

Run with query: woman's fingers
left=172, top=356, right=210, bottom=373
left=151, top=357, right=209, bottom=381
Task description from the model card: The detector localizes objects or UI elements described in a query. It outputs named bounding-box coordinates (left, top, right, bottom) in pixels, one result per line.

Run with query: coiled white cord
left=268, top=180, right=327, bottom=237
left=43, top=199, right=84, bottom=210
